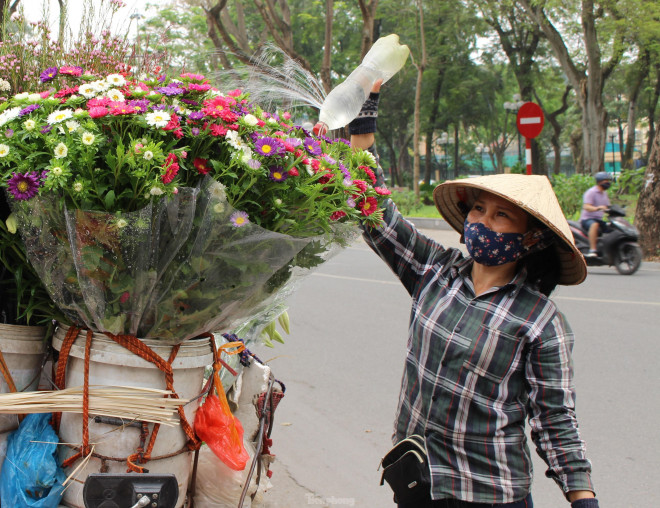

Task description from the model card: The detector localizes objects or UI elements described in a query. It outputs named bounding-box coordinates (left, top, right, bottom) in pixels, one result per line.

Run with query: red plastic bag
left=195, top=341, right=249, bottom=471
left=195, top=391, right=249, bottom=471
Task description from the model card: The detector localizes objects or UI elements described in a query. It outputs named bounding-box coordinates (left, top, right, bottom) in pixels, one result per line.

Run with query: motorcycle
left=568, top=204, right=642, bottom=275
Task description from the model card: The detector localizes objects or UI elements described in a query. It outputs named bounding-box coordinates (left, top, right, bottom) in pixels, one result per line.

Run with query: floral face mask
left=463, top=220, right=555, bottom=266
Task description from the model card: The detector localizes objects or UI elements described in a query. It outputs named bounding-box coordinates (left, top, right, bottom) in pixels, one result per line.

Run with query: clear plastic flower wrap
left=12, top=177, right=355, bottom=344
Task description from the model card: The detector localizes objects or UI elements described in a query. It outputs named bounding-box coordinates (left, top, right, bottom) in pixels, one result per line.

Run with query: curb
left=405, top=216, right=452, bottom=230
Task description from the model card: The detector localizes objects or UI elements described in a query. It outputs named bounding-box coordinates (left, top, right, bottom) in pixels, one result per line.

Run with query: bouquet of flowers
left=0, top=66, right=388, bottom=343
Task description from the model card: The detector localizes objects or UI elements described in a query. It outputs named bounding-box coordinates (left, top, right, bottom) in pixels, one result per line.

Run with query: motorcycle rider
left=579, top=172, right=612, bottom=257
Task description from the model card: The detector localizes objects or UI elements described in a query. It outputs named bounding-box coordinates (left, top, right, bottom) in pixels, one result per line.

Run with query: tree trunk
left=412, top=0, right=426, bottom=197
left=519, top=0, right=624, bottom=174
left=320, top=0, right=334, bottom=94
left=357, top=0, right=379, bottom=58
left=635, top=128, right=660, bottom=258
left=645, top=64, right=660, bottom=161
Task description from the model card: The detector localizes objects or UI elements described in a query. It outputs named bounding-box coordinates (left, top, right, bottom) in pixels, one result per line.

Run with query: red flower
left=330, top=210, right=347, bottom=221
left=358, top=196, right=378, bottom=216
left=194, top=158, right=210, bottom=175
left=119, top=291, right=131, bottom=304
left=360, top=165, right=377, bottom=185
left=54, top=86, right=79, bottom=98
left=209, top=123, right=228, bottom=137
left=375, top=186, right=392, bottom=196
left=164, top=113, right=180, bottom=131
left=318, top=171, right=334, bottom=184
left=353, top=179, right=368, bottom=193
left=288, top=168, right=299, bottom=177
left=161, top=162, right=179, bottom=184
left=310, top=159, right=320, bottom=171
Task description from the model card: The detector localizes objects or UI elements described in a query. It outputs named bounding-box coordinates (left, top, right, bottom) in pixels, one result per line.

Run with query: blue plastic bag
left=0, top=413, right=66, bottom=507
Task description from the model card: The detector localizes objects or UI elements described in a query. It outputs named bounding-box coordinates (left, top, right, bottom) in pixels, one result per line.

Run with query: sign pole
left=516, top=102, right=545, bottom=175
left=525, top=137, right=532, bottom=175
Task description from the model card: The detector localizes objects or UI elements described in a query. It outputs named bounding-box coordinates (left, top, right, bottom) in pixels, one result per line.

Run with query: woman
left=350, top=89, right=599, bottom=508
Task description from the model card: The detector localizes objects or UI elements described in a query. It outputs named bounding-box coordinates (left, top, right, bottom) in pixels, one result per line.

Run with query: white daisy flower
left=116, top=219, right=128, bottom=229
left=0, top=144, right=9, bottom=157
left=51, top=166, right=64, bottom=176
left=82, top=132, right=95, bottom=145
left=106, top=89, right=125, bottom=102
left=65, top=120, right=80, bottom=133
left=242, top=114, right=258, bottom=126
left=54, top=142, right=69, bottom=158
left=209, top=182, right=227, bottom=201
left=23, top=119, right=36, bottom=131
left=143, top=150, right=154, bottom=160
left=267, top=117, right=278, bottom=126
left=89, top=80, right=106, bottom=92
left=145, top=111, right=171, bottom=128
left=0, top=78, right=9, bottom=92
left=73, top=182, right=84, bottom=193
left=0, top=107, right=21, bottom=126
left=150, top=186, right=164, bottom=196
left=14, top=92, right=29, bottom=100
left=79, top=84, right=97, bottom=98
left=27, top=93, right=42, bottom=103
left=47, top=109, right=74, bottom=125
left=106, top=73, right=126, bottom=87
left=213, top=202, right=225, bottom=214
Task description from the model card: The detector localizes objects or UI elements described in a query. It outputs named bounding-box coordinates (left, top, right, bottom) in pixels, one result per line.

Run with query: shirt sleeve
left=362, top=199, right=454, bottom=296
left=525, top=311, right=596, bottom=497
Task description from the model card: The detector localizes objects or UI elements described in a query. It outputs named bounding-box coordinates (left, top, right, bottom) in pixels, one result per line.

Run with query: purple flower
left=188, top=111, right=204, bottom=121
left=254, top=137, right=284, bottom=157
left=18, top=104, right=40, bottom=117
left=7, top=172, right=40, bottom=200
left=247, top=159, right=261, bottom=170
left=128, top=99, right=151, bottom=113
left=191, top=127, right=200, bottom=136
left=346, top=197, right=356, bottom=208
left=5, top=129, right=13, bottom=138
left=323, top=154, right=336, bottom=165
left=303, top=137, right=322, bottom=156
left=268, top=166, right=288, bottom=182
left=40, top=66, right=59, bottom=83
left=181, top=99, right=199, bottom=106
left=230, top=211, right=250, bottom=228
left=40, top=125, right=52, bottom=134
left=285, top=137, right=302, bottom=147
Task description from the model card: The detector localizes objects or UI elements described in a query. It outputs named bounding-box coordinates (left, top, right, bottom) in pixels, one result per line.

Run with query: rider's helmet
left=595, top=171, right=611, bottom=183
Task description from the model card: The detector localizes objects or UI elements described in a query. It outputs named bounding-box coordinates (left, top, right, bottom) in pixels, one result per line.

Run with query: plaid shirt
left=364, top=201, right=594, bottom=503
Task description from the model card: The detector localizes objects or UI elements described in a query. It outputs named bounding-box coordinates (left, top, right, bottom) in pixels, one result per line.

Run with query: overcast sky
left=29, top=0, right=159, bottom=37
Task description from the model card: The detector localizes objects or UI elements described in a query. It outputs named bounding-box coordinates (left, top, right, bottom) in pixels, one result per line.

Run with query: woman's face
left=466, top=191, right=529, bottom=235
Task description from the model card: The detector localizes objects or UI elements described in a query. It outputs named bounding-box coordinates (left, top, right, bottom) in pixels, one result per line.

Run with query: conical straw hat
left=433, top=174, right=587, bottom=285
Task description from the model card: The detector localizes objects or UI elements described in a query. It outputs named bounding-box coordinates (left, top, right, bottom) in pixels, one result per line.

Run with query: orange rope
left=0, top=349, right=17, bottom=393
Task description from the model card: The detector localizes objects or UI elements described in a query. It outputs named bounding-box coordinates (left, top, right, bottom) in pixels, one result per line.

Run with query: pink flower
left=88, top=106, right=109, bottom=118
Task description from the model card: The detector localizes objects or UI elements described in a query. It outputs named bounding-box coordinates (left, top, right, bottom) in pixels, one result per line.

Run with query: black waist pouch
left=379, top=434, right=431, bottom=504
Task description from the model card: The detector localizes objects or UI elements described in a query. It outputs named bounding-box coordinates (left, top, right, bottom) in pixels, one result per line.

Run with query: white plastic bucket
left=0, top=323, right=47, bottom=472
left=52, top=326, right=213, bottom=508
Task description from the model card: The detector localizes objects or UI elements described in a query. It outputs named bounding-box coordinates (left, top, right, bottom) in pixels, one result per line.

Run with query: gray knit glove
left=571, top=498, right=599, bottom=508
left=348, top=92, right=380, bottom=135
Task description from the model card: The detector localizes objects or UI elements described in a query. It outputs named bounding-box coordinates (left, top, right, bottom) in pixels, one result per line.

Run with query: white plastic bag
left=193, top=441, right=271, bottom=507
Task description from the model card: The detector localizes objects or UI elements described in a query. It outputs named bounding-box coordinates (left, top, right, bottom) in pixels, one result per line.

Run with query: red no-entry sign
left=516, top=102, right=544, bottom=139
left=516, top=102, right=544, bottom=174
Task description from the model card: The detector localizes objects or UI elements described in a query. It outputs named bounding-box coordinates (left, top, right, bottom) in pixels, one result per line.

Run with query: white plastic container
left=0, top=323, right=47, bottom=472
left=314, top=34, right=410, bottom=133
left=52, top=327, right=213, bottom=508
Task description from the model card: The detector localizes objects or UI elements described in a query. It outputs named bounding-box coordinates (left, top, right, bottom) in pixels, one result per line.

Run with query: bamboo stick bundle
left=0, top=385, right=189, bottom=426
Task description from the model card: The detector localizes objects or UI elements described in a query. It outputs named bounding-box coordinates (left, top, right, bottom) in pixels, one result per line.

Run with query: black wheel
left=614, top=242, right=642, bottom=275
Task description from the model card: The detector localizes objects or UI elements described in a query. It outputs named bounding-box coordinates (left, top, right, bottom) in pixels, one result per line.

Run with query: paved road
left=255, top=227, right=660, bottom=508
